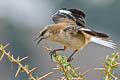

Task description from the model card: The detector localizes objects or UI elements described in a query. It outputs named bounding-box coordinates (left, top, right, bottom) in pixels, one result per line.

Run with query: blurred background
left=0, top=0, right=120, bottom=80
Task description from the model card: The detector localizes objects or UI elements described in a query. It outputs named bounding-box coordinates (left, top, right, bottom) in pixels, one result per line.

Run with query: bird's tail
left=90, top=37, right=117, bottom=49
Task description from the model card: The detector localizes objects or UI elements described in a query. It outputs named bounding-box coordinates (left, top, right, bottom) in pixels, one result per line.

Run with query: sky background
left=0, top=0, right=120, bottom=80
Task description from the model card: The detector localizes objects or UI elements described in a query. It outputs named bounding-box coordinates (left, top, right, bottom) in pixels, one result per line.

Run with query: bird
left=34, top=8, right=116, bottom=62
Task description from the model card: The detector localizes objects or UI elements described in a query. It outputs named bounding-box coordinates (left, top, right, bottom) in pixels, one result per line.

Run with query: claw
left=49, top=50, right=56, bottom=60
left=67, top=57, right=73, bottom=62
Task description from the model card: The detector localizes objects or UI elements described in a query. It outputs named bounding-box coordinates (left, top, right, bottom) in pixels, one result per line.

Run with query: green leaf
left=57, top=55, right=62, bottom=61
left=35, top=75, right=39, bottom=80
left=112, top=61, right=116, bottom=65
left=0, top=44, right=3, bottom=54
left=114, top=54, right=119, bottom=60
left=112, top=51, right=116, bottom=57
left=68, top=74, right=72, bottom=80
left=21, top=64, right=29, bottom=72
left=63, top=64, right=68, bottom=67
left=61, top=56, right=67, bottom=63
left=7, top=51, right=11, bottom=54
left=112, top=66, right=118, bottom=69
left=58, top=67, right=62, bottom=72
left=78, top=72, right=82, bottom=77
left=71, top=72, right=76, bottom=77
left=0, top=44, right=1, bottom=48
left=108, top=76, right=112, bottom=80
left=62, top=73, right=65, bottom=77
left=21, top=68, right=25, bottom=72
left=106, top=56, right=111, bottom=62
left=8, top=56, right=12, bottom=62
left=108, top=70, right=112, bottom=74
left=105, top=61, right=111, bottom=67
left=24, top=64, right=29, bottom=70
left=0, top=50, right=3, bottom=55
left=102, top=76, right=105, bottom=80
left=16, top=56, right=20, bottom=62
left=63, top=63, right=71, bottom=72
left=0, top=44, right=3, bottom=48
left=65, top=65, right=71, bottom=72
left=7, top=53, right=13, bottom=62
left=82, top=77, right=86, bottom=80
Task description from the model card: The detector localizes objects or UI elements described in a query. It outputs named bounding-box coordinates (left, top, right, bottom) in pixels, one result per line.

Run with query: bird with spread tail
left=34, top=8, right=116, bottom=62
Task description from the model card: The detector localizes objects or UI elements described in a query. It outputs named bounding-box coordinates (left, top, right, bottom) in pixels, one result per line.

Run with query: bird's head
left=34, top=26, right=51, bottom=45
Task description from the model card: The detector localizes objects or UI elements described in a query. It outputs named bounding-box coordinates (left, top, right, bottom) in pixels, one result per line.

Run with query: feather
left=65, top=26, right=109, bottom=38
left=80, top=28, right=109, bottom=38
left=90, top=37, right=116, bottom=49
left=67, top=8, right=86, bottom=27
left=52, top=8, right=86, bottom=27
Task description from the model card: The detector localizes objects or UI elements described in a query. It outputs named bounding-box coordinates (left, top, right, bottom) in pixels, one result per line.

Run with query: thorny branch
left=0, top=43, right=53, bottom=80
left=1, top=43, right=119, bottom=80
left=42, top=45, right=89, bottom=80
left=94, top=51, right=120, bottom=80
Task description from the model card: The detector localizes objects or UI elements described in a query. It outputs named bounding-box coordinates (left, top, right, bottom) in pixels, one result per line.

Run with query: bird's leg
left=49, top=46, right=66, bottom=59
left=67, top=50, right=78, bottom=62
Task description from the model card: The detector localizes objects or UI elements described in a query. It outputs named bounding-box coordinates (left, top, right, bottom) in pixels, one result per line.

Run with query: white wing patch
left=65, top=26, right=92, bottom=31
left=59, top=10, right=71, bottom=14
left=79, top=28, right=92, bottom=31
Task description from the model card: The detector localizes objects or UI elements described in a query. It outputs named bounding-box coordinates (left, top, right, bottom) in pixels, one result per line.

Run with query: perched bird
left=34, top=8, right=116, bottom=62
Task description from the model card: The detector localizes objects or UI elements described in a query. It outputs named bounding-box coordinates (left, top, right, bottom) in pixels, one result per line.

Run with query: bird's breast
left=51, top=30, right=87, bottom=50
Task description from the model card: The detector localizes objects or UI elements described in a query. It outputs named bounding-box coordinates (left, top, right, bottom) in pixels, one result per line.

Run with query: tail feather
left=90, top=37, right=117, bottom=49
left=95, top=32, right=109, bottom=38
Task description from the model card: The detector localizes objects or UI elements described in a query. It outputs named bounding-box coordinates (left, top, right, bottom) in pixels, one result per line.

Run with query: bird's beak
left=34, top=35, right=44, bottom=45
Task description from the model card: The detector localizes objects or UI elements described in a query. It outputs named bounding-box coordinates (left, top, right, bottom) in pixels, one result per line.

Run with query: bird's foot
left=67, top=57, right=73, bottom=62
left=49, top=50, right=57, bottom=60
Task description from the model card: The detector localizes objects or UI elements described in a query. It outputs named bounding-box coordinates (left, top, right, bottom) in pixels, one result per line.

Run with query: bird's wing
left=64, top=26, right=117, bottom=49
left=67, top=8, right=86, bottom=27
left=64, top=26, right=109, bottom=38
left=52, top=8, right=86, bottom=27
left=52, top=9, right=77, bottom=25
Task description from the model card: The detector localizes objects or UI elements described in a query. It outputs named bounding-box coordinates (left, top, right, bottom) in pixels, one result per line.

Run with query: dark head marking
left=34, top=28, right=48, bottom=45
